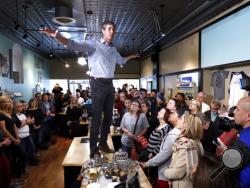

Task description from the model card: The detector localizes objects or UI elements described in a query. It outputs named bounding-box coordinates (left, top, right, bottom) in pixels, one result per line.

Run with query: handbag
left=130, top=114, right=149, bottom=161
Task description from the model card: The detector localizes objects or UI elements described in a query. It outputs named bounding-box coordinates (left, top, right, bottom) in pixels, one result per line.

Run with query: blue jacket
left=239, top=127, right=250, bottom=188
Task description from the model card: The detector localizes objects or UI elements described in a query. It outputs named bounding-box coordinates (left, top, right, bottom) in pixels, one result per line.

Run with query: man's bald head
left=238, top=97, right=250, bottom=111
left=234, top=96, right=250, bottom=128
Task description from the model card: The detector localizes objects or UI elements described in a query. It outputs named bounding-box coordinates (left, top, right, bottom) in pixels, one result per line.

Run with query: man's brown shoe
left=99, top=144, right=114, bottom=153
left=90, top=149, right=101, bottom=159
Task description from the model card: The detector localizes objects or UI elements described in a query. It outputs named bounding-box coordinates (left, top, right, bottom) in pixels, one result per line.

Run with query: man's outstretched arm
left=40, top=27, right=68, bottom=46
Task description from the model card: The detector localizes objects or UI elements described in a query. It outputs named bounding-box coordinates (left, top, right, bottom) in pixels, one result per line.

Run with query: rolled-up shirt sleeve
left=67, top=39, right=96, bottom=54
left=115, top=49, right=126, bottom=65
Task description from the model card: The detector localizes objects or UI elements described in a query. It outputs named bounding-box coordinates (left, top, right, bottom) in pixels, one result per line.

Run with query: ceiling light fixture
left=77, top=56, right=87, bottom=66
left=53, top=6, right=76, bottom=25
left=65, top=61, right=69, bottom=68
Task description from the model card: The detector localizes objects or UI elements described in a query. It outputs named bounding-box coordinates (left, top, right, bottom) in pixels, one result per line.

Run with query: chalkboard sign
left=127, top=173, right=140, bottom=188
left=114, top=182, right=126, bottom=188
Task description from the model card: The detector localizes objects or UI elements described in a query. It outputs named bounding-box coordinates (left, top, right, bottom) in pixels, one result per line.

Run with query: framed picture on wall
left=0, top=52, right=9, bottom=77
left=9, top=49, right=13, bottom=79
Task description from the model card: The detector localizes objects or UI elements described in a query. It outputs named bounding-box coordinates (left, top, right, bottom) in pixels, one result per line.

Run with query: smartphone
left=213, top=140, right=220, bottom=146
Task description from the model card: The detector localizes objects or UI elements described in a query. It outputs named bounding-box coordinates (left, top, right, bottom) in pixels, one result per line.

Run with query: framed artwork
left=0, top=52, right=9, bottom=77
left=9, top=49, right=13, bottom=79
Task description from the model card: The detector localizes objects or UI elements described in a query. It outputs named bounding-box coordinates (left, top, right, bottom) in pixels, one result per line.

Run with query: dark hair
left=170, top=98, right=181, bottom=109
left=101, top=21, right=116, bottom=30
left=141, top=101, right=150, bottom=108
left=131, top=99, right=141, bottom=117
left=19, top=100, right=26, bottom=104
left=163, top=108, right=171, bottom=124
left=151, top=89, right=157, bottom=94
left=139, top=88, right=147, bottom=93
left=42, top=93, right=48, bottom=99
left=176, top=108, right=186, bottom=118
left=193, top=154, right=237, bottom=188
left=175, top=92, right=185, bottom=99
left=198, top=113, right=210, bottom=125
left=28, top=98, right=37, bottom=109
left=35, top=92, right=41, bottom=97
left=228, top=106, right=236, bottom=117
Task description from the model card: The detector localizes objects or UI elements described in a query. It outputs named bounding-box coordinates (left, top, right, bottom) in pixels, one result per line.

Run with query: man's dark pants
left=89, top=78, right=114, bottom=156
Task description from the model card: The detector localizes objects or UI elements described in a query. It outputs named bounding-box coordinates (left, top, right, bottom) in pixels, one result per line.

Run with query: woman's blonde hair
left=190, top=99, right=201, bottom=114
left=70, top=96, right=78, bottom=108
left=183, top=111, right=203, bottom=140
left=0, top=96, right=13, bottom=114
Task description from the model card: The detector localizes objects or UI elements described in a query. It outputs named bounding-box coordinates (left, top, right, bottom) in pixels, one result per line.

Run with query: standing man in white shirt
left=75, top=91, right=85, bottom=107
left=41, top=21, right=139, bottom=158
left=197, top=91, right=210, bottom=113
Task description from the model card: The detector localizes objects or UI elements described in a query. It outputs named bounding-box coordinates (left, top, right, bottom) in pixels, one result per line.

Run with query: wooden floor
left=22, top=135, right=72, bottom=188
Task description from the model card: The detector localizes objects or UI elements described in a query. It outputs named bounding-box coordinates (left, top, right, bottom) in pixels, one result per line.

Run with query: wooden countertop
left=62, top=137, right=90, bottom=167
left=62, top=136, right=114, bottom=167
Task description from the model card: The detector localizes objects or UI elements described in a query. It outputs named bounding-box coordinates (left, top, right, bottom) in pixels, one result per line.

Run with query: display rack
left=176, top=81, right=197, bottom=100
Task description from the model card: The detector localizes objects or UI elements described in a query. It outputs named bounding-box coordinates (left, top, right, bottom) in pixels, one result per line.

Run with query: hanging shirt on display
left=211, top=70, right=229, bottom=100
left=228, top=71, right=247, bottom=108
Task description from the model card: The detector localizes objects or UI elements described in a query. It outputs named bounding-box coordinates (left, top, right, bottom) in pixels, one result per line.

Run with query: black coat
left=202, top=111, right=232, bottom=153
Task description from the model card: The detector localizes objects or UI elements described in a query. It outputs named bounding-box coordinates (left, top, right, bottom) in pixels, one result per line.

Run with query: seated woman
left=0, top=130, right=11, bottom=188
left=120, top=100, right=149, bottom=157
left=66, top=97, right=83, bottom=137
left=164, top=112, right=204, bottom=188
left=140, top=108, right=185, bottom=188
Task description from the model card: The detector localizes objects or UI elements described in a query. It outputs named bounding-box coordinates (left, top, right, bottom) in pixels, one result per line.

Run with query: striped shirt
left=147, top=124, right=172, bottom=155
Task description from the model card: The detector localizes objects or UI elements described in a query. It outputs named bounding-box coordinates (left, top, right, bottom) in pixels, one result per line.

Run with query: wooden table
left=62, top=136, right=152, bottom=188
